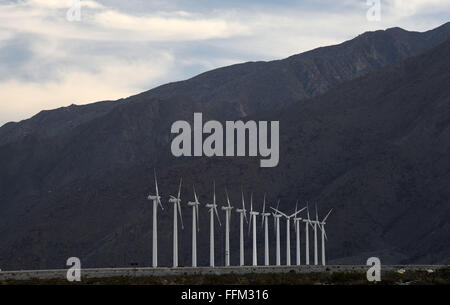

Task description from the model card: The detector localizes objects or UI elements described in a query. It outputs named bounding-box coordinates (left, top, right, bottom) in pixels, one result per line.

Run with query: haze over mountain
left=0, top=23, right=449, bottom=270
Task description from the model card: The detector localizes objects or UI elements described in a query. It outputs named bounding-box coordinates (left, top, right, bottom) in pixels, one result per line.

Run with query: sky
left=0, top=0, right=449, bottom=126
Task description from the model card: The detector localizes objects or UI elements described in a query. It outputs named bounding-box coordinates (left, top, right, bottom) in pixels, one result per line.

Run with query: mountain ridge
left=2, top=22, right=450, bottom=144
left=0, top=24, right=449, bottom=269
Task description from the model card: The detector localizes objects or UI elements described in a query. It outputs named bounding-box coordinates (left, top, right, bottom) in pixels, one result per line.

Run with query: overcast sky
left=0, top=0, right=449, bottom=125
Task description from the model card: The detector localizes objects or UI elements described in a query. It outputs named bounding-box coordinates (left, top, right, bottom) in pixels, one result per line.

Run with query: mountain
left=0, top=23, right=449, bottom=270
left=2, top=22, right=450, bottom=144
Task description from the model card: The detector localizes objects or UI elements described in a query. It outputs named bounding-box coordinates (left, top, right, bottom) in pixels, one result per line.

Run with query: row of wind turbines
left=148, top=171, right=332, bottom=268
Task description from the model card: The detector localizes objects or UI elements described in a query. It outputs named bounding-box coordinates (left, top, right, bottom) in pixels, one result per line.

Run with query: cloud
left=93, top=10, right=250, bottom=41
left=0, top=1, right=249, bottom=42
left=0, top=29, right=13, bottom=44
left=28, top=0, right=103, bottom=9
left=0, top=0, right=449, bottom=125
left=387, top=0, right=450, bottom=17
left=0, top=52, right=175, bottom=125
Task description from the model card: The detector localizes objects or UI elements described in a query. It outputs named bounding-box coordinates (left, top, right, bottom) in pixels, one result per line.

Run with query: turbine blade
left=317, top=222, right=323, bottom=232
left=290, top=206, right=306, bottom=218
left=273, top=200, right=280, bottom=236
left=261, top=194, right=266, bottom=228
left=323, top=225, right=328, bottom=240
left=178, top=202, right=184, bottom=230
left=214, top=205, right=221, bottom=226
left=213, top=180, right=216, bottom=205
left=154, top=169, right=159, bottom=197
left=271, top=207, right=288, bottom=218
left=225, top=188, right=231, bottom=207
left=273, top=212, right=276, bottom=233
left=295, top=200, right=298, bottom=214
left=248, top=213, right=252, bottom=236
left=322, top=208, right=333, bottom=223
left=158, top=198, right=164, bottom=210
left=241, top=189, right=248, bottom=223
left=262, top=194, right=266, bottom=214
left=306, top=202, right=314, bottom=228
left=177, top=177, right=182, bottom=200
left=193, top=185, right=199, bottom=203
left=307, top=202, right=310, bottom=221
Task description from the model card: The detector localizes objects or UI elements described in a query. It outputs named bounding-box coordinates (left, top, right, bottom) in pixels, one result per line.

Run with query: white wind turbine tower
left=313, top=203, right=319, bottom=265
left=271, top=204, right=305, bottom=266
left=319, top=209, right=333, bottom=266
left=271, top=200, right=282, bottom=266
left=221, top=188, right=234, bottom=267
left=260, top=194, right=271, bottom=266
left=187, top=186, right=201, bottom=267
left=205, top=181, right=222, bottom=267
left=302, top=204, right=313, bottom=265
left=248, top=193, right=259, bottom=266
left=169, top=178, right=184, bottom=268
left=235, top=189, right=248, bottom=266
left=147, top=170, right=164, bottom=268
left=293, top=201, right=304, bottom=265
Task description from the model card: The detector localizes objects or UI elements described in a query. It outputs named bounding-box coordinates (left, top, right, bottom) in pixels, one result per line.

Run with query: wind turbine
left=187, top=186, right=201, bottom=267
left=248, top=193, right=259, bottom=266
left=260, top=194, right=271, bottom=266
left=205, top=181, right=222, bottom=267
left=147, top=170, right=164, bottom=268
left=271, top=200, right=282, bottom=266
left=314, top=203, right=319, bottom=265
left=302, top=203, right=313, bottom=265
left=293, top=201, right=304, bottom=265
left=319, top=209, right=333, bottom=266
left=168, top=178, right=184, bottom=268
left=235, top=189, right=248, bottom=266
left=221, top=188, right=234, bottom=267
left=271, top=204, right=306, bottom=266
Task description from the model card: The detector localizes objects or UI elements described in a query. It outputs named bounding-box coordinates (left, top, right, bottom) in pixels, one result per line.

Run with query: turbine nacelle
left=222, top=188, right=234, bottom=211
left=221, top=206, right=234, bottom=210
left=188, top=185, right=201, bottom=232
left=148, top=195, right=161, bottom=201
left=168, top=196, right=181, bottom=203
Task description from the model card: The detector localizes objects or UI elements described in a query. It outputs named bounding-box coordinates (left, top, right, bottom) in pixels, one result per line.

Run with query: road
left=0, top=265, right=445, bottom=281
